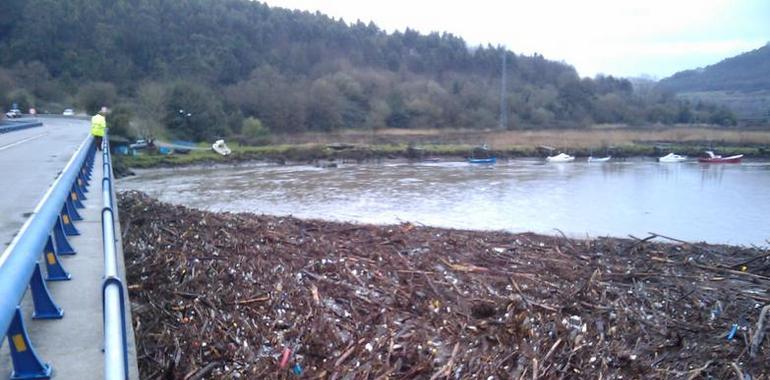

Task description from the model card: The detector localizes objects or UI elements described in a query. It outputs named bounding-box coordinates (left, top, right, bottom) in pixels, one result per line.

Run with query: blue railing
left=0, top=134, right=95, bottom=379
left=0, top=120, right=43, bottom=134
left=100, top=134, right=130, bottom=380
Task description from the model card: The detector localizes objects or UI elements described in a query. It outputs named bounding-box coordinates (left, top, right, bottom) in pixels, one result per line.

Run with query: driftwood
left=119, top=191, right=770, bottom=379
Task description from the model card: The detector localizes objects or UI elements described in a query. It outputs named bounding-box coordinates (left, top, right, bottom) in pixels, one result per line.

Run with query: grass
left=118, top=125, right=770, bottom=169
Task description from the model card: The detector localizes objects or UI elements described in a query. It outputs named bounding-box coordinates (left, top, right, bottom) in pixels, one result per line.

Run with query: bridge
left=0, top=117, right=139, bottom=379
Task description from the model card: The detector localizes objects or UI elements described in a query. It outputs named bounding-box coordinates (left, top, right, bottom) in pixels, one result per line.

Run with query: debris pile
left=119, top=191, right=770, bottom=379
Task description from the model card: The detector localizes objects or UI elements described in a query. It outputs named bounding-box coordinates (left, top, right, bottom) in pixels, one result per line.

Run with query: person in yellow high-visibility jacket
left=91, top=108, right=107, bottom=150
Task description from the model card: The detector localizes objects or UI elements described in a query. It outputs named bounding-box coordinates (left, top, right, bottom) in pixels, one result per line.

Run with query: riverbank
left=116, top=126, right=770, bottom=171
left=116, top=141, right=768, bottom=172
left=119, top=191, right=770, bottom=379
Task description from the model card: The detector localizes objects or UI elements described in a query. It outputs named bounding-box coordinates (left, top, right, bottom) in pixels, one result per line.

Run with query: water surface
left=119, top=159, right=770, bottom=246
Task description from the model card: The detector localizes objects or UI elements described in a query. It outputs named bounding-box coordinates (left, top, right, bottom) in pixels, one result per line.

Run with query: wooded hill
left=658, top=43, right=770, bottom=93
left=657, top=43, right=770, bottom=122
left=0, top=0, right=737, bottom=141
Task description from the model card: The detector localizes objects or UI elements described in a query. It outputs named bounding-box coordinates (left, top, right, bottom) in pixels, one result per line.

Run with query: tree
left=106, top=104, right=133, bottom=138
left=77, top=82, right=117, bottom=114
left=163, top=81, right=227, bottom=142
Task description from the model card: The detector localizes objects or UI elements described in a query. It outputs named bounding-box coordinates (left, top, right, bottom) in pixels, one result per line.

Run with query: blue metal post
left=43, top=236, right=70, bottom=281
left=72, top=181, right=87, bottom=201
left=69, top=188, right=84, bottom=209
left=64, top=197, right=82, bottom=221
left=29, top=263, right=63, bottom=320
left=52, top=217, right=75, bottom=256
left=77, top=173, right=88, bottom=193
left=59, top=205, right=79, bottom=236
left=5, top=307, right=52, bottom=380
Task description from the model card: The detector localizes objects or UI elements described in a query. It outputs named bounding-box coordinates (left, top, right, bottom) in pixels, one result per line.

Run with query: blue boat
left=468, top=157, right=496, bottom=164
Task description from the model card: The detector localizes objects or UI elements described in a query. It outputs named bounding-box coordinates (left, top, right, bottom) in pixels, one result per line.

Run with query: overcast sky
left=262, top=0, right=770, bottom=79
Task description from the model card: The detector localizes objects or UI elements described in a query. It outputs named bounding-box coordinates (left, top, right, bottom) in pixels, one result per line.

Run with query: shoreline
left=119, top=191, right=770, bottom=379
left=115, top=142, right=770, bottom=174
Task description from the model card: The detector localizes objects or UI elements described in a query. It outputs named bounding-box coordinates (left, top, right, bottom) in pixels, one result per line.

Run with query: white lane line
left=0, top=132, right=49, bottom=152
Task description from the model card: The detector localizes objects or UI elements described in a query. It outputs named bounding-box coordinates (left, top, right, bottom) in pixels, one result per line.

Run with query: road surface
left=0, top=118, right=90, bottom=251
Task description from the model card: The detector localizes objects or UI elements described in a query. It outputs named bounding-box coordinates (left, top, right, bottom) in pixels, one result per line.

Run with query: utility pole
left=499, top=48, right=508, bottom=130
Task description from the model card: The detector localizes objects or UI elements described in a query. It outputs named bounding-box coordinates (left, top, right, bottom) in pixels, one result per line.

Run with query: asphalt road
left=0, top=117, right=90, bottom=251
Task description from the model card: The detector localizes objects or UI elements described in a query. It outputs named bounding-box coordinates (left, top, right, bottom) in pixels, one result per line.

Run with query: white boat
left=546, top=153, right=575, bottom=162
left=212, top=139, right=232, bottom=156
left=588, top=155, right=611, bottom=162
left=658, top=153, right=686, bottom=162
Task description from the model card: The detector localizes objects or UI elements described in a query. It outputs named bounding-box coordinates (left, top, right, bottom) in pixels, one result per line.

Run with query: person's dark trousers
left=94, top=136, right=103, bottom=151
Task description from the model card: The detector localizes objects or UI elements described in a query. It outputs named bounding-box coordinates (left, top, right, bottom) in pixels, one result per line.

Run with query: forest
left=0, top=0, right=738, bottom=142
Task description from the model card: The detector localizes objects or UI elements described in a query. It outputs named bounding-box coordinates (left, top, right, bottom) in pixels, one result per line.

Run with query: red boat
left=698, top=151, right=743, bottom=163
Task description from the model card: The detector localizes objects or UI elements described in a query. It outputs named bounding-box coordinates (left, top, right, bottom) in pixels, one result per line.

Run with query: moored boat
left=658, top=153, right=686, bottom=163
left=468, top=157, right=496, bottom=164
left=546, top=153, right=575, bottom=162
left=588, top=155, right=611, bottom=162
left=698, top=151, right=743, bottom=163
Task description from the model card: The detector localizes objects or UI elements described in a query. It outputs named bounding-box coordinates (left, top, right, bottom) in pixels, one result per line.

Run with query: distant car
left=62, top=108, right=75, bottom=116
left=129, top=139, right=148, bottom=149
left=5, top=109, right=22, bottom=118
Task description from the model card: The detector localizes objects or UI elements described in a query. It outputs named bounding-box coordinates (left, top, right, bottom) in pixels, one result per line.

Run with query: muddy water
left=119, top=159, right=770, bottom=246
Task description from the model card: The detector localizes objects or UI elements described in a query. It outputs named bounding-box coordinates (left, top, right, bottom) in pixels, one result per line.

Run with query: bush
left=78, top=82, right=117, bottom=114
left=240, top=117, right=271, bottom=145
left=107, top=104, right=134, bottom=138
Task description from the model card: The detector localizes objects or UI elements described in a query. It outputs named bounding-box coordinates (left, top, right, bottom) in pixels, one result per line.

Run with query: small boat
left=698, top=151, right=743, bottom=164
left=588, top=155, right=611, bottom=163
left=468, top=157, right=496, bottom=164
left=468, top=144, right=495, bottom=164
left=658, top=153, right=687, bottom=163
left=546, top=153, right=575, bottom=162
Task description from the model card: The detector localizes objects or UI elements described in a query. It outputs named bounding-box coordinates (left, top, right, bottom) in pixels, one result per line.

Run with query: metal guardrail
left=0, top=120, right=43, bottom=134
left=0, top=134, right=95, bottom=379
left=100, top=134, right=129, bottom=380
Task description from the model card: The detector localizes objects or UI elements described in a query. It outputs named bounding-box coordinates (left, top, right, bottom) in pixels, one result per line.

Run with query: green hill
left=658, top=43, right=770, bottom=93
left=0, top=0, right=737, bottom=140
left=657, top=43, right=770, bottom=121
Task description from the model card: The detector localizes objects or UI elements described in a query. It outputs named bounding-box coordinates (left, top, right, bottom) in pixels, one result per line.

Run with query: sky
left=262, top=0, right=770, bottom=79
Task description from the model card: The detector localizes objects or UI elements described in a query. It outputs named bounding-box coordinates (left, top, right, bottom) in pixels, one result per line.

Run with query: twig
left=429, top=342, right=460, bottom=380
left=685, top=360, right=712, bottom=380
left=230, top=295, right=270, bottom=305
left=749, top=304, right=770, bottom=358
left=730, top=362, right=743, bottom=380
left=184, top=361, right=221, bottom=380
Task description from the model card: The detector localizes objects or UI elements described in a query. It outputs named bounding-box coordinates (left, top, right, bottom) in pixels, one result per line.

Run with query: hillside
left=657, top=43, right=770, bottom=121
left=0, top=0, right=737, bottom=141
left=658, top=43, right=770, bottom=93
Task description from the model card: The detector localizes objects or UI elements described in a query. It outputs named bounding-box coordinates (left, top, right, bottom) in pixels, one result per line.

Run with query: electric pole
left=499, top=48, right=508, bottom=130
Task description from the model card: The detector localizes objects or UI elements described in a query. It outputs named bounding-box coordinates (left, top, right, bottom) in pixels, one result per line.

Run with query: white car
left=5, top=109, right=22, bottom=118
left=62, top=109, right=75, bottom=116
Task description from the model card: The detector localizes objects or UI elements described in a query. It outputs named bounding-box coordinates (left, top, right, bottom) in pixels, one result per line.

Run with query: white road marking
left=0, top=132, right=49, bottom=152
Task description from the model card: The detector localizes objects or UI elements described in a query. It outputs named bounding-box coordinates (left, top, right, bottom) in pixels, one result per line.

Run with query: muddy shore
left=115, top=141, right=770, bottom=175
left=119, top=192, right=770, bottom=379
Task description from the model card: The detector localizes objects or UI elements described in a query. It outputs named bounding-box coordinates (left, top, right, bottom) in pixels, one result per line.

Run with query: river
left=118, top=159, right=770, bottom=246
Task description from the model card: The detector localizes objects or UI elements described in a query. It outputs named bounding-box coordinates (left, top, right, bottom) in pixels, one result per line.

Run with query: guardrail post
left=43, top=236, right=70, bottom=281
left=81, top=166, right=91, bottom=182
left=52, top=217, right=76, bottom=256
left=29, top=263, right=63, bottom=320
left=69, top=187, right=84, bottom=209
left=59, top=205, right=79, bottom=236
left=64, top=197, right=82, bottom=221
left=4, top=307, right=52, bottom=380
left=77, top=173, right=88, bottom=193
left=72, top=181, right=87, bottom=201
